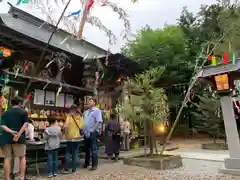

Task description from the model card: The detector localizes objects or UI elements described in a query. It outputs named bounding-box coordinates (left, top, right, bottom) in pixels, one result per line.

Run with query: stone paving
left=27, top=159, right=238, bottom=180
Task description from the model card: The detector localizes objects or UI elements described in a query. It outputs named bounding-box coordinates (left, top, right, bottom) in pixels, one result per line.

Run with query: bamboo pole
left=77, top=0, right=91, bottom=40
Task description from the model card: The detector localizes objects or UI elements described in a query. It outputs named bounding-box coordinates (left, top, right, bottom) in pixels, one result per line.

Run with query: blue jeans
left=47, top=149, right=58, bottom=175
left=84, top=131, right=98, bottom=167
left=64, top=142, right=80, bottom=172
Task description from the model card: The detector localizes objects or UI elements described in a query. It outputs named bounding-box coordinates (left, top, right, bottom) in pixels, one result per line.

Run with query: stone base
left=219, top=158, right=240, bottom=176
left=219, top=167, right=240, bottom=176
left=123, top=155, right=182, bottom=170
left=201, top=143, right=228, bottom=150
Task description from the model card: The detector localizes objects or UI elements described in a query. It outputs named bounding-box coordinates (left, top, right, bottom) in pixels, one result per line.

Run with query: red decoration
left=101, top=3, right=107, bottom=6
left=87, top=80, right=90, bottom=88
left=64, top=100, right=68, bottom=105
left=208, top=56, right=212, bottom=61
left=224, top=52, right=229, bottom=64
left=88, top=0, right=94, bottom=9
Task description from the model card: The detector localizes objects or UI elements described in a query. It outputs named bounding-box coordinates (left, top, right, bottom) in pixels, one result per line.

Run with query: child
left=43, top=117, right=62, bottom=178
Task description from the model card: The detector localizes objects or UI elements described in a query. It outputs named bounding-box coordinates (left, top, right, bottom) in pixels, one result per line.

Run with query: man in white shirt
left=122, top=119, right=131, bottom=151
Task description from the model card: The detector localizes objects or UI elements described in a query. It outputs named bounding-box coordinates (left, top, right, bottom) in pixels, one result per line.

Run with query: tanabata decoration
left=0, top=59, right=3, bottom=65
left=69, top=10, right=81, bottom=16
left=60, top=36, right=69, bottom=45
left=101, top=73, right=104, bottom=79
left=208, top=52, right=237, bottom=65
left=1, top=74, right=9, bottom=85
left=101, top=3, right=107, bottom=6
left=16, top=0, right=29, bottom=5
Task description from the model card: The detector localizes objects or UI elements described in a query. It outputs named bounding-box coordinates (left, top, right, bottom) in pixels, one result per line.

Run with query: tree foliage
left=120, top=67, right=169, bottom=123
left=191, top=91, right=225, bottom=142
left=119, top=67, right=169, bottom=155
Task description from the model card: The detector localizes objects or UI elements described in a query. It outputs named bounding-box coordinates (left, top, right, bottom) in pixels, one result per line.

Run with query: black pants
left=84, top=131, right=98, bottom=167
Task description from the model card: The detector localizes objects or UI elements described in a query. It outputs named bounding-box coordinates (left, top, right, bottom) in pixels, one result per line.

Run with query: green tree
left=122, top=25, right=195, bottom=106
left=120, top=67, right=169, bottom=155
left=191, top=91, right=225, bottom=143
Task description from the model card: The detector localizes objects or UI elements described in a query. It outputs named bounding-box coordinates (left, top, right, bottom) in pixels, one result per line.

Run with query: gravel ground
left=26, top=159, right=239, bottom=180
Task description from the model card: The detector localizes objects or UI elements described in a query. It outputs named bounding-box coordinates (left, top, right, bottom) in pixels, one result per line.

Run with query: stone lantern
left=198, top=59, right=240, bottom=175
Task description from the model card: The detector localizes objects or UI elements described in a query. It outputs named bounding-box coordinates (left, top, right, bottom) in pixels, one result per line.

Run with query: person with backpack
left=63, top=104, right=83, bottom=174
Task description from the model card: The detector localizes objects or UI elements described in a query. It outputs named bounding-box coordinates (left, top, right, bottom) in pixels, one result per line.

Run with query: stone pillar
left=219, top=95, right=240, bottom=175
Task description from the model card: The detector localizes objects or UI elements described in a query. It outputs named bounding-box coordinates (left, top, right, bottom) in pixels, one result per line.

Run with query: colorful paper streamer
left=70, top=10, right=81, bottom=16
left=88, top=0, right=95, bottom=9
left=233, top=53, right=236, bottom=64
left=224, top=52, right=228, bottom=64
left=101, top=3, right=107, bottom=6
left=16, top=0, right=29, bottom=5
left=212, top=56, right=216, bottom=65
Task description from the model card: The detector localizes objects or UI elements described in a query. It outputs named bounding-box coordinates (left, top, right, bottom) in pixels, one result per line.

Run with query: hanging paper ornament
left=14, top=68, right=20, bottom=78
left=64, top=99, right=68, bottom=105
left=95, top=72, right=99, bottom=80
left=83, top=53, right=88, bottom=61
left=16, top=0, right=29, bottom=5
left=0, top=50, right=3, bottom=56
left=208, top=56, right=212, bottom=61
left=0, top=59, right=3, bottom=65
left=223, top=52, right=229, bottom=64
left=56, top=85, right=62, bottom=97
left=93, top=88, right=98, bottom=95
left=211, top=56, right=216, bottom=65
left=232, top=53, right=236, bottom=65
left=45, top=60, right=55, bottom=68
left=101, top=73, right=104, bottom=79
left=25, top=94, right=31, bottom=103
left=4, top=75, right=9, bottom=85
left=23, top=60, right=29, bottom=73
left=88, top=0, right=95, bottom=9
left=93, top=80, right=97, bottom=87
left=43, top=80, right=50, bottom=90
left=70, top=10, right=81, bottom=16
left=90, top=81, right=93, bottom=88
left=60, top=36, right=69, bottom=45
left=87, top=80, right=90, bottom=88
left=56, top=98, right=59, bottom=105
left=101, top=3, right=107, bottom=6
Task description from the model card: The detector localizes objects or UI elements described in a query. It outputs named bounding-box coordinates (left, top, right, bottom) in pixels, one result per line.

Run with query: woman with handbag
left=63, top=104, right=83, bottom=174
left=104, top=113, right=121, bottom=161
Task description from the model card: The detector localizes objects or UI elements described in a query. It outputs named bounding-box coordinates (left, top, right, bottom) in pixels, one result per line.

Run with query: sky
left=0, top=0, right=217, bottom=53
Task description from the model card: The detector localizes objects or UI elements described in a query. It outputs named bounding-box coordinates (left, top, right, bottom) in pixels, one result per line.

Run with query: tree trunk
left=144, top=120, right=147, bottom=156
left=153, top=130, right=158, bottom=155
left=148, top=122, right=154, bottom=156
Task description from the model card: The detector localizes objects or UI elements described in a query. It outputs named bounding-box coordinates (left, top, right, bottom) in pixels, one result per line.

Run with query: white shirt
left=123, top=121, right=131, bottom=134
left=25, top=123, right=35, bottom=141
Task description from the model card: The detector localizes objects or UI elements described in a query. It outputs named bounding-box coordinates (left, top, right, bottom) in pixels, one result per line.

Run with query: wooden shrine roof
left=0, top=3, right=107, bottom=58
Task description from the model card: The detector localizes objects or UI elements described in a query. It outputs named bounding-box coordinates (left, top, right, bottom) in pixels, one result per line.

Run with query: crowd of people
left=0, top=96, right=132, bottom=180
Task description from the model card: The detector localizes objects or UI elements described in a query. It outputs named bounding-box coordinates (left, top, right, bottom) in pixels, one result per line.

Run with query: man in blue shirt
left=83, top=97, right=102, bottom=170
